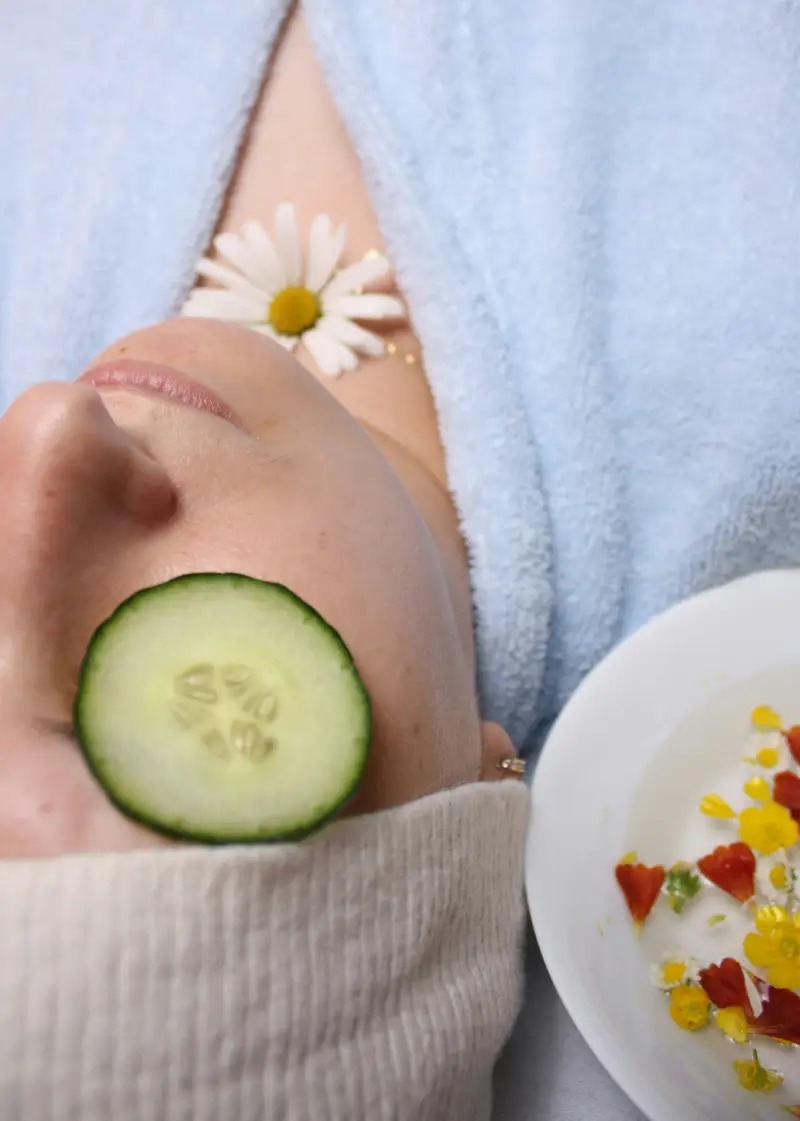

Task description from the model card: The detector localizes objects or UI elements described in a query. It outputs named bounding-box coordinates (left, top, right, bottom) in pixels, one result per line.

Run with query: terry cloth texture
left=2, top=1, right=800, bottom=754
left=0, top=781, right=529, bottom=1121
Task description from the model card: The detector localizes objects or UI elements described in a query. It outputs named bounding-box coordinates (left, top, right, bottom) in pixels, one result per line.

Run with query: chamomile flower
left=181, top=204, right=406, bottom=377
left=650, top=952, right=699, bottom=991
left=756, top=849, right=797, bottom=906
left=743, top=729, right=789, bottom=771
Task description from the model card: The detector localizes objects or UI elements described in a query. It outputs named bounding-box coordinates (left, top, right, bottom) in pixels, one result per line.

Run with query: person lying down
left=0, top=314, right=529, bottom=1121
left=4, top=1, right=800, bottom=1119
left=0, top=17, right=530, bottom=1120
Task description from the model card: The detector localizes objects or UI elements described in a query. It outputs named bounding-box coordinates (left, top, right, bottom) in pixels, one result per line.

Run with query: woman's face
left=0, top=319, right=486, bottom=857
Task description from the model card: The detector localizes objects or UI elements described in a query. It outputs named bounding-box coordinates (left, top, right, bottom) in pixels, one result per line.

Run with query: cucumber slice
left=74, top=574, right=371, bottom=843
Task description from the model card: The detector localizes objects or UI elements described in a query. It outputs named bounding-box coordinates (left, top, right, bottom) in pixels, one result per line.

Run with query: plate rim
left=524, top=568, right=800, bottom=1121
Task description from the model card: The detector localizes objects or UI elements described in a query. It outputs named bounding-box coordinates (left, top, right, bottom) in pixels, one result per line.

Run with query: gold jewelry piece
left=497, top=756, right=527, bottom=776
left=385, top=341, right=417, bottom=365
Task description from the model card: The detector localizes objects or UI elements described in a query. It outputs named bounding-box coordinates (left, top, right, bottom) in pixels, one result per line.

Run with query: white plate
left=526, top=570, right=800, bottom=1121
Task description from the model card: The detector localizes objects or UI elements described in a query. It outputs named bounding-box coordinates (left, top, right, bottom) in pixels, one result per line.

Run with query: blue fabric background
left=2, top=0, right=799, bottom=758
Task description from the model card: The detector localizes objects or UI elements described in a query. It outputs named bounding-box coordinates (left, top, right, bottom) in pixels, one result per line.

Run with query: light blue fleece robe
left=2, top=0, right=799, bottom=765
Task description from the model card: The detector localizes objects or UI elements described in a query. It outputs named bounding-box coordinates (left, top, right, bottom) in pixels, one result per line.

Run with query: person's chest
left=203, top=5, right=449, bottom=489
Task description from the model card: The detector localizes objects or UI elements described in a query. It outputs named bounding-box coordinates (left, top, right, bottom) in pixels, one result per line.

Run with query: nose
left=0, top=381, right=175, bottom=717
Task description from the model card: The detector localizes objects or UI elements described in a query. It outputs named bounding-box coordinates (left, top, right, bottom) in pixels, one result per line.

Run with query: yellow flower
left=669, top=984, right=711, bottom=1031
left=752, top=706, right=783, bottom=731
left=700, top=793, right=737, bottom=819
left=744, top=776, right=771, bottom=803
left=734, top=1049, right=784, bottom=1094
left=744, top=906, right=800, bottom=989
left=715, top=1006, right=749, bottom=1044
left=739, top=800, right=799, bottom=855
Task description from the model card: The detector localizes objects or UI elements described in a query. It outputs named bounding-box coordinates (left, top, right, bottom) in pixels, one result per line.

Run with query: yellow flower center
left=765, top=824, right=783, bottom=847
left=268, top=286, right=321, bottom=336
left=757, top=747, right=780, bottom=768
left=770, top=865, right=788, bottom=890
left=662, top=961, right=686, bottom=985
left=781, top=934, right=800, bottom=959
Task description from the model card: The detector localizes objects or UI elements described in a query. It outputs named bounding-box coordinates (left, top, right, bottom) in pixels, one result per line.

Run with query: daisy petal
left=316, top=314, right=385, bottom=357
left=306, top=215, right=347, bottom=292
left=274, top=203, right=303, bottom=286
left=324, top=294, right=406, bottom=321
left=241, top=222, right=286, bottom=292
left=181, top=286, right=259, bottom=310
left=194, top=258, right=267, bottom=302
left=302, top=327, right=358, bottom=378
left=181, top=288, right=266, bottom=321
left=321, top=254, right=392, bottom=302
left=213, top=229, right=278, bottom=293
left=246, top=322, right=278, bottom=341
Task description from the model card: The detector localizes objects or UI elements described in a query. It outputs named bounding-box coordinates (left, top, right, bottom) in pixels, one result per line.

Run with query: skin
left=0, top=8, right=518, bottom=858
left=0, top=321, right=517, bottom=857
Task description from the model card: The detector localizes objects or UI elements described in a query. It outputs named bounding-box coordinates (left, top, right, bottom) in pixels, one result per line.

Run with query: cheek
left=157, top=424, right=478, bottom=804
left=0, top=726, right=170, bottom=857
left=181, top=455, right=452, bottom=676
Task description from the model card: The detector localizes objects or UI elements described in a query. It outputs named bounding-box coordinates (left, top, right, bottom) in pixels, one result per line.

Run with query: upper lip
left=78, top=359, right=246, bottom=430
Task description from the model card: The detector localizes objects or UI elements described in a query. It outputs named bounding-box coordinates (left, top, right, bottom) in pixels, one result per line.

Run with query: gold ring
left=497, top=756, right=527, bottom=775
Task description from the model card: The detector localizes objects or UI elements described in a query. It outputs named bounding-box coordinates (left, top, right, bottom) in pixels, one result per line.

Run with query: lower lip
left=78, top=359, right=245, bottom=429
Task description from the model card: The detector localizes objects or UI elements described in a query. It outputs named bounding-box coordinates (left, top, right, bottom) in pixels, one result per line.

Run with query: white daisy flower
left=755, top=849, right=797, bottom=905
left=743, top=729, right=789, bottom=771
left=649, top=952, right=699, bottom=991
left=181, top=204, right=406, bottom=378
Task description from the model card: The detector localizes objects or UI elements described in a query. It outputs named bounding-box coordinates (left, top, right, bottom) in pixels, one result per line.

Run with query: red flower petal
left=752, top=983, right=800, bottom=1046
left=614, top=863, right=665, bottom=927
left=697, top=842, right=755, bottom=903
left=698, top=958, right=754, bottom=1017
left=774, top=770, right=800, bottom=824
left=786, top=727, right=800, bottom=766
left=700, top=958, right=800, bottom=1046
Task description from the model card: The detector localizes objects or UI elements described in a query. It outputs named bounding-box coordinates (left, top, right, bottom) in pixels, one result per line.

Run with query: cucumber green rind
left=73, top=573, right=372, bottom=845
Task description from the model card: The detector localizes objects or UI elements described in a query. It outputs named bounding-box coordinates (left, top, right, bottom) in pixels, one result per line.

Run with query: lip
left=78, top=359, right=246, bottom=430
